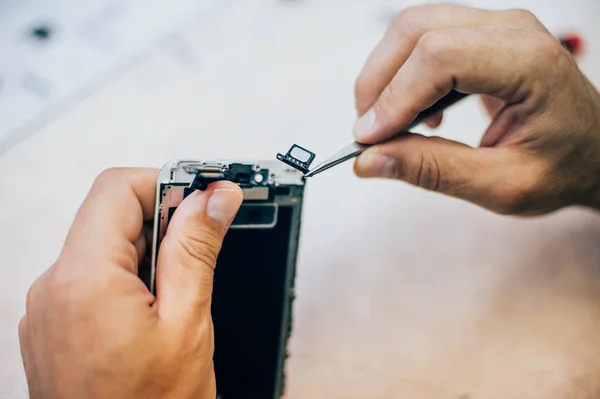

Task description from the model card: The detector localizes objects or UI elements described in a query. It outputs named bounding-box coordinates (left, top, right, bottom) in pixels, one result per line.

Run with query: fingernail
left=207, top=189, right=243, bottom=226
left=353, top=109, right=377, bottom=140
left=356, top=153, right=396, bottom=178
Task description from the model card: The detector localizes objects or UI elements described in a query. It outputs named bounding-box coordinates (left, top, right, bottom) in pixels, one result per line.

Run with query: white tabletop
left=2, top=1, right=600, bottom=398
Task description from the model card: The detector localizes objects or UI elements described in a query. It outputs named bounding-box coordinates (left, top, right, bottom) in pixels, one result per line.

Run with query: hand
left=18, top=168, right=243, bottom=399
left=352, top=3, right=600, bottom=215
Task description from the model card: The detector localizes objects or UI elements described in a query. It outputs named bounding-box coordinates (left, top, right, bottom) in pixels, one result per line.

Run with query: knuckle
left=25, top=266, right=72, bottom=313
left=406, top=150, right=442, bottom=192
left=390, top=6, right=422, bottom=39
left=414, top=31, right=449, bottom=65
left=378, top=82, right=399, bottom=113
left=24, top=277, right=43, bottom=312
left=48, top=265, right=75, bottom=293
left=176, top=229, right=223, bottom=270
left=25, top=286, right=36, bottom=312
left=93, top=167, right=126, bottom=189
left=18, top=316, right=27, bottom=339
left=506, top=9, right=543, bottom=28
left=530, top=33, right=566, bottom=64
left=47, top=264, right=91, bottom=304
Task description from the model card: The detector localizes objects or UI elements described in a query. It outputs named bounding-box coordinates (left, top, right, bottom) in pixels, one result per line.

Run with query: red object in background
left=559, top=33, right=584, bottom=57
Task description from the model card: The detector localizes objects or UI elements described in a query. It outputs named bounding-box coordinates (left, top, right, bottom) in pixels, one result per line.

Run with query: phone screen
left=212, top=205, right=295, bottom=398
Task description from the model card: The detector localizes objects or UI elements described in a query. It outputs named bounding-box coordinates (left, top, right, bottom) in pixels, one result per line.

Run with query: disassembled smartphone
left=139, top=157, right=307, bottom=399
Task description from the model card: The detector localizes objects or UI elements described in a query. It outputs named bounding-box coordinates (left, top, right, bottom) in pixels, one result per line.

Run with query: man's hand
left=18, top=168, right=243, bottom=399
left=352, top=3, right=600, bottom=215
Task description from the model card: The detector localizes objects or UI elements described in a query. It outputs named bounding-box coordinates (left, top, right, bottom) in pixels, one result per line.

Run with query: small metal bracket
left=276, top=144, right=316, bottom=174
left=183, top=161, right=271, bottom=192
left=184, top=162, right=229, bottom=190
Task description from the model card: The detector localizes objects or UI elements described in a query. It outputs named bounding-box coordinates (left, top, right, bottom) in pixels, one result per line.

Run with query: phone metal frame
left=141, top=158, right=306, bottom=398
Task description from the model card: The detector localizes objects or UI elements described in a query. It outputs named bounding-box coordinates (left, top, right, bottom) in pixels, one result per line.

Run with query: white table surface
left=2, top=1, right=600, bottom=398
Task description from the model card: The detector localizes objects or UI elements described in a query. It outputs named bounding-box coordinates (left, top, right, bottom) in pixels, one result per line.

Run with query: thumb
left=353, top=133, right=531, bottom=214
left=155, top=181, right=243, bottom=322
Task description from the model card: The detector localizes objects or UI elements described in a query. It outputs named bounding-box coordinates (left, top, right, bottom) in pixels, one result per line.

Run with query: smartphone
left=139, top=159, right=306, bottom=399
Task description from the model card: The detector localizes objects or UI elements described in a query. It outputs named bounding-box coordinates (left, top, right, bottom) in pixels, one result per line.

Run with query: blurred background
left=2, top=0, right=600, bottom=398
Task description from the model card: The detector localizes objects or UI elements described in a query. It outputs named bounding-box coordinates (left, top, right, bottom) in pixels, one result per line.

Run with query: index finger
left=355, top=4, right=546, bottom=116
left=61, top=167, right=158, bottom=272
left=356, top=27, right=567, bottom=143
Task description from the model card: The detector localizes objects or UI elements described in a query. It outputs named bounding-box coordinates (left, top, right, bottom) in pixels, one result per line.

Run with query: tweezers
left=304, top=142, right=368, bottom=177
left=304, top=90, right=468, bottom=178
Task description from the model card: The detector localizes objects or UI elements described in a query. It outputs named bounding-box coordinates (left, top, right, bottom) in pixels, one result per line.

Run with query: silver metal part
left=243, top=186, right=269, bottom=200
left=254, top=173, right=264, bottom=183
left=183, top=162, right=228, bottom=174
left=159, top=159, right=306, bottom=186
left=157, top=185, right=186, bottom=241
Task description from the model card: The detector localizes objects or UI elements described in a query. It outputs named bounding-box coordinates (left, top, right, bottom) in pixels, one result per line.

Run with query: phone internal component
left=186, top=162, right=269, bottom=191
left=276, top=144, right=315, bottom=174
